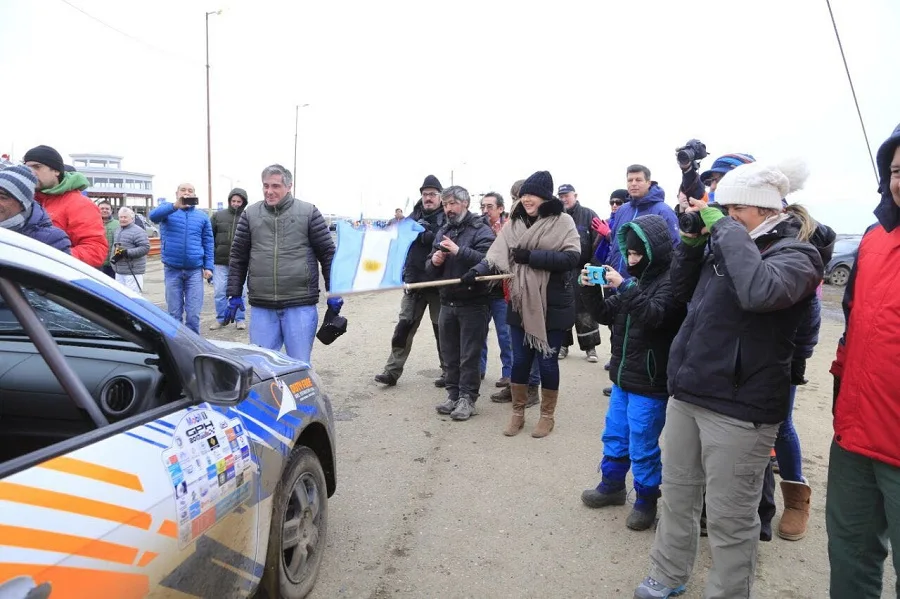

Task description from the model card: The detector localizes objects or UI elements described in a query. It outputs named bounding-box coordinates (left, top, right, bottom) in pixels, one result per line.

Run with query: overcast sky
left=1, top=0, right=898, bottom=232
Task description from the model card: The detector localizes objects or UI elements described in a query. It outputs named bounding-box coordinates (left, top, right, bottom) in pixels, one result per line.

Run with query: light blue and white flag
left=330, top=218, right=424, bottom=293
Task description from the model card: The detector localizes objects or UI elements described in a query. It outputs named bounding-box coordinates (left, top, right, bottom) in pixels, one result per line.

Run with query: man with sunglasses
left=596, top=189, right=629, bottom=396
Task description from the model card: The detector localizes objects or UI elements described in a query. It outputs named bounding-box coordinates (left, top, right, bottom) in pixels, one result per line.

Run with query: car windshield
left=0, top=288, right=121, bottom=339
left=834, top=239, right=861, bottom=255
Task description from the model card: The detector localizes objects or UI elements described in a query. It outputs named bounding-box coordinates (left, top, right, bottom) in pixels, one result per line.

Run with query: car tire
left=260, top=446, right=328, bottom=599
left=829, top=265, right=851, bottom=286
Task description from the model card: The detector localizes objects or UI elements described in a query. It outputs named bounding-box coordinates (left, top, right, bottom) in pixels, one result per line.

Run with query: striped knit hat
left=0, top=164, right=38, bottom=211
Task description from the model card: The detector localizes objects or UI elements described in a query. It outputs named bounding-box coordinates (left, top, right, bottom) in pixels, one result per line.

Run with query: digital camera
left=586, top=265, right=608, bottom=285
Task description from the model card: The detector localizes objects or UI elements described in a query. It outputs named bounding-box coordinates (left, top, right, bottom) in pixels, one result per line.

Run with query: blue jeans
left=601, top=384, right=667, bottom=489
left=774, top=385, right=803, bottom=481
left=249, top=305, right=318, bottom=364
left=480, top=298, right=513, bottom=379
left=509, top=325, right=563, bottom=390
left=213, top=265, right=246, bottom=323
left=164, top=266, right=204, bottom=334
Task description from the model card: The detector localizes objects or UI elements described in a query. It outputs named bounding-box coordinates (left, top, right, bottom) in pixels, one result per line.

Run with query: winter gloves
left=513, top=248, right=531, bottom=264
left=791, top=358, right=808, bottom=385
left=460, top=269, right=478, bottom=286
left=679, top=205, right=727, bottom=246
left=221, top=296, right=245, bottom=325
left=327, top=296, right=344, bottom=314
left=591, top=217, right=611, bottom=238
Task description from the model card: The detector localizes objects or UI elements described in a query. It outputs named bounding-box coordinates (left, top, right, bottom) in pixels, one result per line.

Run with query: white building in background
left=70, top=153, right=154, bottom=212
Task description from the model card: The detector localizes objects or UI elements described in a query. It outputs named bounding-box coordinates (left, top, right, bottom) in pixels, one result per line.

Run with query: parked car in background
left=825, top=236, right=862, bottom=286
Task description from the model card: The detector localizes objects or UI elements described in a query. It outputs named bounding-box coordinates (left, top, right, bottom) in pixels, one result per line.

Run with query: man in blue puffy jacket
left=149, top=182, right=214, bottom=334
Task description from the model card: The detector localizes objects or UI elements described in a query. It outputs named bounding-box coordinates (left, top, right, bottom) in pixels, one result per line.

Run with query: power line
left=56, top=0, right=198, bottom=66
left=825, top=0, right=879, bottom=186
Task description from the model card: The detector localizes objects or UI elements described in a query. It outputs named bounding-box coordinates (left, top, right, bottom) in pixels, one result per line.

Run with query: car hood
left=206, top=339, right=309, bottom=380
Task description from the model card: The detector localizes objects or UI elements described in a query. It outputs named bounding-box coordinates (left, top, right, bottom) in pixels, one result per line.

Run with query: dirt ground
left=142, top=261, right=893, bottom=598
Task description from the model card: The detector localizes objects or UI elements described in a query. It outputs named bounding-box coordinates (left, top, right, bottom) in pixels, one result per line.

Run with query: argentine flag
left=330, top=218, right=424, bottom=294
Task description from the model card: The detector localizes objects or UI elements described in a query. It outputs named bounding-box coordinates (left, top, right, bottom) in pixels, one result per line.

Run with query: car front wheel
left=829, top=265, right=851, bottom=286
left=260, top=446, right=328, bottom=599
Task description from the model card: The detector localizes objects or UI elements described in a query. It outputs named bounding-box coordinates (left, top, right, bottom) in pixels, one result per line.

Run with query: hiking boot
left=495, top=376, right=510, bottom=388
left=525, top=385, right=540, bottom=407
left=503, top=384, right=528, bottom=436
left=434, top=373, right=447, bottom=388
left=490, top=386, right=512, bottom=403
left=435, top=397, right=458, bottom=415
left=236, top=321, right=246, bottom=330
left=374, top=373, right=397, bottom=386
left=558, top=346, right=569, bottom=360
left=581, top=481, right=627, bottom=508
left=209, top=321, right=224, bottom=330
left=778, top=479, right=812, bottom=541
left=603, top=387, right=612, bottom=397
left=532, top=388, right=558, bottom=438
left=633, top=576, right=686, bottom=598
left=450, top=396, right=475, bottom=421
left=627, top=486, right=660, bottom=531
left=586, top=348, right=599, bottom=363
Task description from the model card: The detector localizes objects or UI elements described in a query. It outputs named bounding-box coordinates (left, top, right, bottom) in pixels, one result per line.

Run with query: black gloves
left=460, top=269, right=478, bottom=286
left=832, top=375, right=841, bottom=416
left=513, top=248, right=531, bottom=264
left=790, top=358, right=808, bottom=385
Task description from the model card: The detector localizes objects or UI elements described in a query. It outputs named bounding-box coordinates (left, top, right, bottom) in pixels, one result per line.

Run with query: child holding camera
left=578, top=214, right=686, bottom=531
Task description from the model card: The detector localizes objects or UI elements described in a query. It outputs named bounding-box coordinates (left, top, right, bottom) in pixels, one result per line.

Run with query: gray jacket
left=112, top=223, right=151, bottom=275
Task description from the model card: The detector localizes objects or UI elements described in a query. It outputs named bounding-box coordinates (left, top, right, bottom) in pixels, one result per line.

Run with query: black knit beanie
left=23, top=145, right=65, bottom=175
left=518, top=171, right=555, bottom=203
left=420, top=174, right=443, bottom=194
left=610, top=189, right=629, bottom=201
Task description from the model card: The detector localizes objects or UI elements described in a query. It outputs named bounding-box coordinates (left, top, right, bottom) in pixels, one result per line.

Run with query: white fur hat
left=714, top=158, right=809, bottom=210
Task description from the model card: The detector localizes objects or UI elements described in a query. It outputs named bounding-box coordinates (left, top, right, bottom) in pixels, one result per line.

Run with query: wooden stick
left=326, top=274, right=511, bottom=298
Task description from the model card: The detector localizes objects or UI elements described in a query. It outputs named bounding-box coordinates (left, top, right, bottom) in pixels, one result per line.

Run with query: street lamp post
left=293, top=103, right=310, bottom=182
left=205, top=10, right=221, bottom=211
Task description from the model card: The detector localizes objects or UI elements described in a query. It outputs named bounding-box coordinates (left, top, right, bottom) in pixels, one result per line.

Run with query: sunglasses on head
left=609, top=199, right=624, bottom=206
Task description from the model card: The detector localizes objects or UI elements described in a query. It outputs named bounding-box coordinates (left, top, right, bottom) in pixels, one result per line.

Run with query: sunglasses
left=609, top=200, right=624, bottom=206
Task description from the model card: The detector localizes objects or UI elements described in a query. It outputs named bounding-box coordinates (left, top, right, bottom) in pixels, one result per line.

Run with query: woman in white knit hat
left=633, top=159, right=824, bottom=599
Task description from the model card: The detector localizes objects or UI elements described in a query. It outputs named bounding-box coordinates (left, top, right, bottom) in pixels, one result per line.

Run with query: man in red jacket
left=24, top=145, right=107, bottom=267
left=828, top=122, right=900, bottom=599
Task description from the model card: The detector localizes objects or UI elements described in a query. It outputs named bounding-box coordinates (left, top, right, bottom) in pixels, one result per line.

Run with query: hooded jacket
left=35, top=172, right=108, bottom=267
left=210, top=188, right=249, bottom=265
left=831, top=123, right=900, bottom=467
left=149, top=201, right=214, bottom=271
left=17, top=203, right=71, bottom=254
left=667, top=214, right=824, bottom=424
left=566, top=201, right=600, bottom=267
left=606, top=183, right=679, bottom=276
left=403, top=199, right=446, bottom=284
left=582, top=215, right=686, bottom=398
left=424, top=211, right=495, bottom=304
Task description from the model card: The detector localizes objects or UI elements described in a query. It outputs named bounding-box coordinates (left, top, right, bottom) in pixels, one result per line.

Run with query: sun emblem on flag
left=362, top=259, right=383, bottom=272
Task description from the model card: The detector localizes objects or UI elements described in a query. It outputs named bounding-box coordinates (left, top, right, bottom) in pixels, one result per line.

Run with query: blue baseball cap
left=700, top=153, right=756, bottom=185
left=557, top=183, right=576, bottom=195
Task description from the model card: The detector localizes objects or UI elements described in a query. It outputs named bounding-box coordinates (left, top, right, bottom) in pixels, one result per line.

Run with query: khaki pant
left=649, top=398, right=779, bottom=599
left=383, top=289, right=443, bottom=380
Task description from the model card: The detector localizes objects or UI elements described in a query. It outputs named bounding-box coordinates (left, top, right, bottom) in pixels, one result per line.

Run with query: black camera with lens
left=678, top=204, right=726, bottom=236
left=110, top=243, right=126, bottom=264
left=676, top=139, right=709, bottom=171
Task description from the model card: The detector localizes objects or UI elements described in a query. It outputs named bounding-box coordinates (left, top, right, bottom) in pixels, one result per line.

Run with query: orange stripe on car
left=38, top=456, right=144, bottom=492
left=0, top=524, right=139, bottom=565
left=0, top=563, right=150, bottom=599
left=157, top=519, right=178, bottom=538
left=0, top=482, right=152, bottom=530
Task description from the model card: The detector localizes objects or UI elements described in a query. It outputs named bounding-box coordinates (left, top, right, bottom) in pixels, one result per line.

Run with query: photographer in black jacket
left=425, top=185, right=495, bottom=422
left=635, top=159, right=824, bottom=599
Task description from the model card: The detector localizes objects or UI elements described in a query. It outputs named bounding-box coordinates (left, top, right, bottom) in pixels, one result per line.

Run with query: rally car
left=0, top=227, right=336, bottom=598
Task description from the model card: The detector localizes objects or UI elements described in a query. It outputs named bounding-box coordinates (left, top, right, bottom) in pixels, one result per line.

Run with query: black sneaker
left=374, top=373, right=397, bottom=386
left=436, top=397, right=458, bottom=415
left=603, top=387, right=612, bottom=397
left=450, top=396, right=475, bottom=421
left=434, top=374, right=447, bottom=388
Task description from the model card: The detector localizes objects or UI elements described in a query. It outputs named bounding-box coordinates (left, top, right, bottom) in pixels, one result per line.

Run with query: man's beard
left=448, top=212, right=465, bottom=225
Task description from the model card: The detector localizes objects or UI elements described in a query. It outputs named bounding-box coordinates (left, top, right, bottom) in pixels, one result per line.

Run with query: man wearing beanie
left=0, top=164, right=71, bottom=253
left=374, top=175, right=447, bottom=387
left=24, top=145, right=108, bottom=267
left=827, top=123, right=900, bottom=598
left=210, top=188, right=249, bottom=330
left=557, top=183, right=602, bottom=363
left=635, top=159, right=823, bottom=599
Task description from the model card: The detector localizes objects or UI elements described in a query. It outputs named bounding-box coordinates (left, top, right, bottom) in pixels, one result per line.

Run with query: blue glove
left=222, top=296, right=244, bottom=325
left=327, top=296, right=344, bottom=314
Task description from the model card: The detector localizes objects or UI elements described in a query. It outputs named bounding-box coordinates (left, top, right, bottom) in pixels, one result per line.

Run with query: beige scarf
left=486, top=205, right=581, bottom=355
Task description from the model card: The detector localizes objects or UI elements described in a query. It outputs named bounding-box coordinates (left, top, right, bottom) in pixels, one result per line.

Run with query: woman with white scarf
left=464, top=171, right=581, bottom=438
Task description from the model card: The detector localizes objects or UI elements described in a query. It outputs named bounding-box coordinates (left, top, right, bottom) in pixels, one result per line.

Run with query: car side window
left=0, top=288, right=121, bottom=340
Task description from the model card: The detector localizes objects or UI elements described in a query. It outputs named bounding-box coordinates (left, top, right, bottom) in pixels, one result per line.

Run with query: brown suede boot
left=531, top=388, right=558, bottom=438
left=503, top=384, right=528, bottom=436
left=777, top=479, right=812, bottom=540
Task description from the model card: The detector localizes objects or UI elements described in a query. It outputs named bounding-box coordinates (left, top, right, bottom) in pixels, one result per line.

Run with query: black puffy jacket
left=424, top=211, right=495, bottom=304
left=403, top=200, right=445, bottom=284
left=667, top=215, right=824, bottom=424
left=505, top=198, right=581, bottom=331
left=566, top=201, right=601, bottom=267
left=582, top=215, right=686, bottom=398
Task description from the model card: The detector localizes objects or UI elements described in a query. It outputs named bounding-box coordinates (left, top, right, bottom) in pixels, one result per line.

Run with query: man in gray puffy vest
left=224, top=164, right=339, bottom=363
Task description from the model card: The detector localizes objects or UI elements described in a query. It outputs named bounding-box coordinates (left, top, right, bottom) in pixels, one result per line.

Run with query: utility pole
left=293, top=103, right=310, bottom=181
left=205, top=10, right=221, bottom=211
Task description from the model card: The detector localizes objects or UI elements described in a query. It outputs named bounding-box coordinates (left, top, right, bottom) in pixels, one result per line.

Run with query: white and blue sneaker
left=633, top=576, right=686, bottom=598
